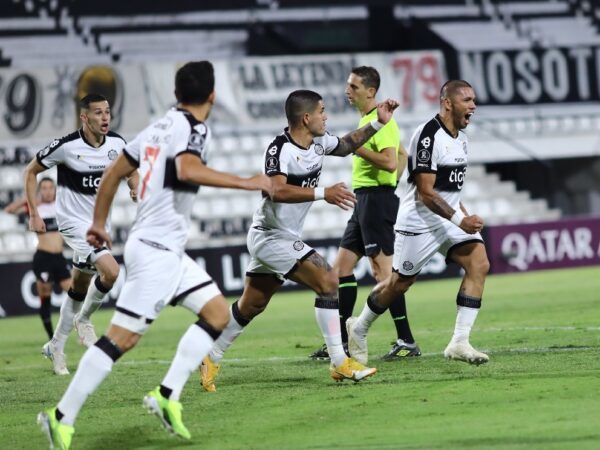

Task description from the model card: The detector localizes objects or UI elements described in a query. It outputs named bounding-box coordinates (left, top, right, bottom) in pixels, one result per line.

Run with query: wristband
left=370, top=119, right=385, bottom=131
left=314, top=187, right=325, bottom=201
left=450, top=210, right=465, bottom=226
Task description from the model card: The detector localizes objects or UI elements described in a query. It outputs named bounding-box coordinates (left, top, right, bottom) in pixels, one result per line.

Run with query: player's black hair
left=351, top=66, right=380, bottom=92
left=440, top=80, right=473, bottom=101
left=285, top=90, right=323, bottom=127
left=79, top=93, right=108, bottom=109
left=175, top=61, right=215, bottom=104
left=37, top=177, right=55, bottom=191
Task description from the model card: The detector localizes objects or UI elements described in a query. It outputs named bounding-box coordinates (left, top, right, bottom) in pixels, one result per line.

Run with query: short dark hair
left=440, top=80, right=473, bottom=101
left=351, top=66, right=380, bottom=92
left=79, top=93, right=108, bottom=110
left=175, top=61, right=215, bottom=104
left=285, top=90, right=322, bottom=127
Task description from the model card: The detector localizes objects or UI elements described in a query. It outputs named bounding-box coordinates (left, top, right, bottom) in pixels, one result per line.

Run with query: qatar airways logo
left=449, top=167, right=467, bottom=189
left=82, top=175, right=102, bottom=189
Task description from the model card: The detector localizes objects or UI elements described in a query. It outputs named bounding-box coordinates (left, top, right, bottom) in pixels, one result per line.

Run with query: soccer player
left=345, top=80, right=490, bottom=366
left=4, top=178, right=71, bottom=339
left=309, top=66, right=420, bottom=362
left=37, top=61, right=271, bottom=450
left=24, top=94, right=136, bottom=375
left=199, top=90, right=399, bottom=392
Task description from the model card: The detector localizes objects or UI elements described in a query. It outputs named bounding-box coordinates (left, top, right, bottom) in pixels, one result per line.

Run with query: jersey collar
left=284, top=127, right=312, bottom=150
left=79, top=128, right=106, bottom=148
left=435, top=114, right=457, bottom=138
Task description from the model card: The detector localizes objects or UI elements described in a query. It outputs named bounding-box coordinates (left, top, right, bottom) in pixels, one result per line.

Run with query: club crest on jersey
left=108, top=149, right=118, bottom=160
left=266, top=156, right=278, bottom=169
left=314, top=144, right=324, bottom=155
left=403, top=261, right=414, bottom=271
left=268, top=146, right=278, bottom=156
left=420, top=137, right=431, bottom=149
left=188, top=132, right=205, bottom=151
left=293, top=240, right=304, bottom=251
left=417, top=149, right=430, bottom=163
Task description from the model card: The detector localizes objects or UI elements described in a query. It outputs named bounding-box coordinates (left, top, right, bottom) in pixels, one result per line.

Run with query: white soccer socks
left=209, top=301, right=248, bottom=364
left=314, top=297, right=346, bottom=367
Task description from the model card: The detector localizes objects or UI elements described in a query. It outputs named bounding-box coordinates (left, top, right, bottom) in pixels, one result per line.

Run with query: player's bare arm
left=176, top=153, right=271, bottom=193
left=330, top=99, right=400, bottom=157
left=397, top=143, right=408, bottom=176
left=127, top=170, right=139, bottom=202
left=87, top=153, right=136, bottom=249
left=269, top=175, right=356, bottom=210
left=354, top=146, right=397, bottom=172
left=23, top=159, right=48, bottom=232
left=3, top=197, right=28, bottom=215
left=415, top=172, right=482, bottom=234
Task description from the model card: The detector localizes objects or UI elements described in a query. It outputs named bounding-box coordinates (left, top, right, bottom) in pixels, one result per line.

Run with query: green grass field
left=1, top=266, right=599, bottom=450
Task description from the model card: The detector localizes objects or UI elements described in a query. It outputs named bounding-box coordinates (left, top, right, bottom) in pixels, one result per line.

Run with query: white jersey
left=36, top=129, right=126, bottom=232
left=124, top=108, right=211, bottom=254
left=251, top=128, right=340, bottom=237
left=37, top=201, right=59, bottom=232
left=396, top=115, right=469, bottom=233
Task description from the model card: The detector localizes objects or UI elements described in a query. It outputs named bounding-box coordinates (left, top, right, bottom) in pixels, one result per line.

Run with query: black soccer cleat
left=309, top=343, right=330, bottom=361
left=382, top=341, right=421, bottom=360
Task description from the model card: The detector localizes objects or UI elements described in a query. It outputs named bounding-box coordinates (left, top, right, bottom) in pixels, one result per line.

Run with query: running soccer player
left=4, top=178, right=71, bottom=339
left=24, top=94, right=136, bottom=375
left=346, top=80, right=490, bottom=366
left=37, top=61, right=271, bottom=450
left=309, top=66, right=420, bottom=362
left=199, top=89, right=399, bottom=392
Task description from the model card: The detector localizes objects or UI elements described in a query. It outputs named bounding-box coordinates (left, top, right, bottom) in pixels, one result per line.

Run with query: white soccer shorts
left=111, top=236, right=222, bottom=334
left=393, top=220, right=483, bottom=277
left=61, top=223, right=110, bottom=273
left=245, top=226, right=315, bottom=280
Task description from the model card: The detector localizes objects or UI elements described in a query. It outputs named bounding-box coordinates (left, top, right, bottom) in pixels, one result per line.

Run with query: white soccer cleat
left=346, top=317, right=368, bottom=365
left=444, top=341, right=489, bottom=365
left=42, top=341, right=70, bottom=376
left=73, top=315, right=98, bottom=348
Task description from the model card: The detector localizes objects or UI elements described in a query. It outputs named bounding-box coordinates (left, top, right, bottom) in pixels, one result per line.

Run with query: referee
left=310, top=66, right=420, bottom=360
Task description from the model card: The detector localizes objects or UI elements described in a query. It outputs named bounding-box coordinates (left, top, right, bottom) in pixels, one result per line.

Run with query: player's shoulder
left=39, top=130, right=80, bottom=158
left=106, top=130, right=126, bottom=144
left=266, top=132, right=289, bottom=156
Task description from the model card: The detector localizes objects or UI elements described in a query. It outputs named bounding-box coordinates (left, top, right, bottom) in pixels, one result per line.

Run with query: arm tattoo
left=306, top=252, right=332, bottom=271
left=428, top=192, right=456, bottom=219
left=331, top=123, right=378, bottom=156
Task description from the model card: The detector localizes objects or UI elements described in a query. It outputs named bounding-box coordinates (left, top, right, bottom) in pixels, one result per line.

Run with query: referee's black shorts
left=32, top=250, right=71, bottom=284
left=339, top=185, right=399, bottom=258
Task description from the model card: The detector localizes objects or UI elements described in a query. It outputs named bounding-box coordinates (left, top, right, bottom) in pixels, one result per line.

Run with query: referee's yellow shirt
left=351, top=107, right=401, bottom=190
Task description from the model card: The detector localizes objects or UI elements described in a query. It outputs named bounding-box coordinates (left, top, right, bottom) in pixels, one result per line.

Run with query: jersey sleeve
left=123, top=134, right=141, bottom=168
left=175, top=122, right=209, bottom=164
left=36, top=139, right=65, bottom=169
left=411, top=122, right=439, bottom=174
left=320, top=132, right=341, bottom=155
left=264, top=142, right=290, bottom=177
left=372, top=119, right=400, bottom=153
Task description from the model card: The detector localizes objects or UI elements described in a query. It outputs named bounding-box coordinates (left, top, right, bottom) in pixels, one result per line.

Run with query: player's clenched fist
left=460, top=215, right=484, bottom=234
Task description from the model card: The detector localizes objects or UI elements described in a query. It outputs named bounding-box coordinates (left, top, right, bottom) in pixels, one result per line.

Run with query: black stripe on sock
left=94, top=276, right=110, bottom=294
left=231, top=300, right=250, bottom=327
left=367, top=293, right=387, bottom=315
left=67, top=288, right=86, bottom=302
left=315, top=297, right=338, bottom=309
left=194, top=318, right=222, bottom=341
left=456, top=293, right=482, bottom=309
left=159, top=384, right=173, bottom=400
left=94, top=335, right=123, bottom=362
left=339, top=274, right=356, bottom=285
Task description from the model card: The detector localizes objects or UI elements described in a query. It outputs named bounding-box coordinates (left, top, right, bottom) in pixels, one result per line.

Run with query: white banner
left=0, top=50, right=445, bottom=145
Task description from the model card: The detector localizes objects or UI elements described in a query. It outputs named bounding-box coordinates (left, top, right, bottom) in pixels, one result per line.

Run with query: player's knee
left=314, top=272, right=338, bottom=297
left=389, top=272, right=414, bottom=293
left=100, top=267, right=119, bottom=287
